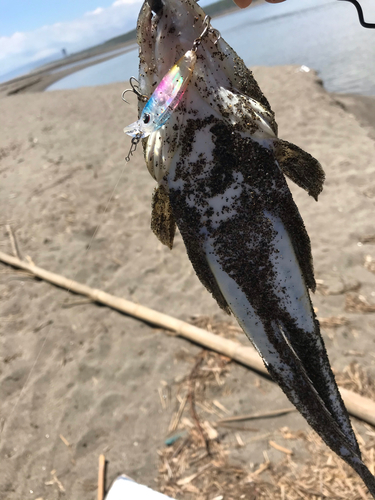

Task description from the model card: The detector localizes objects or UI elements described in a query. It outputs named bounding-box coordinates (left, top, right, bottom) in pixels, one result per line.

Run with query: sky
left=0, top=0, right=217, bottom=78
left=0, top=0, right=150, bottom=76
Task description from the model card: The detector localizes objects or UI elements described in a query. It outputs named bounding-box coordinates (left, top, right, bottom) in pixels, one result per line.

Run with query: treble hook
left=192, top=15, right=221, bottom=52
left=122, top=77, right=148, bottom=104
left=338, top=0, right=375, bottom=29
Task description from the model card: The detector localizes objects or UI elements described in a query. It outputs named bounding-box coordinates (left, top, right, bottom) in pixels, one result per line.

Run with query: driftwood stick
left=98, top=454, right=106, bottom=500
left=216, top=407, right=297, bottom=424
left=0, top=251, right=265, bottom=371
left=0, top=250, right=375, bottom=427
left=5, top=225, right=21, bottom=260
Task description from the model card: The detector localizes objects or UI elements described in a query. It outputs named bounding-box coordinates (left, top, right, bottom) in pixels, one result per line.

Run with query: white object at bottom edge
left=105, top=475, right=176, bottom=500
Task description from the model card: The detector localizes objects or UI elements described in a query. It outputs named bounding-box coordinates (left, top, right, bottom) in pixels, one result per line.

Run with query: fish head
left=136, top=0, right=278, bottom=183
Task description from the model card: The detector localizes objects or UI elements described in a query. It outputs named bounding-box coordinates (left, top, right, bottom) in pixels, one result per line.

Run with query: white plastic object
left=105, top=475, right=176, bottom=500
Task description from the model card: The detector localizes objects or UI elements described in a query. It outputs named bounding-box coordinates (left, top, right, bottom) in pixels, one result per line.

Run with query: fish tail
left=260, top=321, right=375, bottom=484
left=353, top=462, right=375, bottom=498
left=278, top=314, right=361, bottom=457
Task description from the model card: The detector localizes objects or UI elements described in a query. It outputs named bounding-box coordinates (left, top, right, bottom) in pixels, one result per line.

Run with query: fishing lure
left=123, top=15, right=219, bottom=160
left=123, top=49, right=197, bottom=139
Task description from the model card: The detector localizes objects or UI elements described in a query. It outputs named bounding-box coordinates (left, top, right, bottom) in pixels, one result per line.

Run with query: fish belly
left=167, top=127, right=361, bottom=462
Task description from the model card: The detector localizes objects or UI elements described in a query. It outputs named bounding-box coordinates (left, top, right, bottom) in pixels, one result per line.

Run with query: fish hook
left=192, top=15, right=221, bottom=52
left=122, top=77, right=148, bottom=104
left=338, top=0, right=375, bottom=29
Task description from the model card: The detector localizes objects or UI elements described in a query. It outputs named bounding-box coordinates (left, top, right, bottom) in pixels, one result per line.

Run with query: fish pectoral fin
left=151, top=185, right=176, bottom=250
left=274, top=139, right=325, bottom=201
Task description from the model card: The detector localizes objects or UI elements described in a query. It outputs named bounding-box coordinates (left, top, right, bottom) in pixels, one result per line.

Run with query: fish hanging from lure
left=123, top=0, right=375, bottom=497
left=123, top=0, right=374, bottom=149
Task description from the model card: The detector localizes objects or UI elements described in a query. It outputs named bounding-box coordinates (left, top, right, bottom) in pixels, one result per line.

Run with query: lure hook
left=338, top=0, right=375, bottom=29
left=122, top=77, right=148, bottom=104
left=192, top=15, right=221, bottom=52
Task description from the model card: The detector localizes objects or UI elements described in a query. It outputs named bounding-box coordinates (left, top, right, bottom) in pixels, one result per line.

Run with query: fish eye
left=143, top=113, right=151, bottom=124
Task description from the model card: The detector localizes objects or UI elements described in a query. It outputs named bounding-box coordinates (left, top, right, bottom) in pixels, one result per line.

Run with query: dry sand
left=1, top=67, right=375, bottom=499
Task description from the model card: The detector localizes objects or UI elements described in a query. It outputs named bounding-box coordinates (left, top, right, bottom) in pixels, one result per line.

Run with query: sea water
left=48, top=0, right=375, bottom=96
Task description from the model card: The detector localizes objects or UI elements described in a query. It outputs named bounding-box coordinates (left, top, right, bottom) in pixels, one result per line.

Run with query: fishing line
left=338, top=0, right=375, bottom=28
left=1, top=146, right=129, bottom=440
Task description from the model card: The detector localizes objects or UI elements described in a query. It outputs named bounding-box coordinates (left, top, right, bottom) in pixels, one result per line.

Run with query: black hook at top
left=338, top=0, right=375, bottom=29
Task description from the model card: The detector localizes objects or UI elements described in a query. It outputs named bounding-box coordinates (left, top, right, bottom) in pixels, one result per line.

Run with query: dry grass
left=316, top=279, right=361, bottom=296
left=156, top=320, right=375, bottom=500
left=364, top=255, right=375, bottom=275
left=336, top=362, right=375, bottom=401
left=360, top=236, right=375, bottom=245
left=319, top=316, right=350, bottom=329
left=190, top=315, right=243, bottom=341
left=345, top=294, right=375, bottom=313
left=158, top=428, right=375, bottom=499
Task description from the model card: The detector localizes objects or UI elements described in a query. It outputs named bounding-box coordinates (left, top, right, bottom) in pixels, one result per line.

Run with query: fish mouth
left=146, top=0, right=164, bottom=15
left=136, top=0, right=277, bottom=180
left=137, top=0, right=209, bottom=98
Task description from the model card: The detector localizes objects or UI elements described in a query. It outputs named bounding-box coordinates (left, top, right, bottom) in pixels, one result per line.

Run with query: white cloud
left=112, top=0, right=141, bottom=6
left=85, top=7, right=105, bottom=16
left=0, top=0, right=144, bottom=77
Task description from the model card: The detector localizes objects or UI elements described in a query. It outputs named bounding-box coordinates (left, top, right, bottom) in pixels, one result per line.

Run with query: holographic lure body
left=123, top=50, right=197, bottom=139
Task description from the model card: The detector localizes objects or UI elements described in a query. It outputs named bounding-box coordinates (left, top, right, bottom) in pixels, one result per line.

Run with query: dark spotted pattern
left=169, top=120, right=361, bottom=462
left=151, top=185, right=176, bottom=249
left=274, top=139, right=325, bottom=201
left=132, top=0, right=375, bottom=494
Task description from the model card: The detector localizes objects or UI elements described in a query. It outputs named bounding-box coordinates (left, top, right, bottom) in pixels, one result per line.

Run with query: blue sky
left=0, top=0, right=117, bottom=36
left=0, top=0, right=215, bottom=77
left=0, top=0, right=145, bottom=76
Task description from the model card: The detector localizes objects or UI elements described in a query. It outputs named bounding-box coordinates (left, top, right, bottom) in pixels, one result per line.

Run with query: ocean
left=48, top=0, right=375, bottom=96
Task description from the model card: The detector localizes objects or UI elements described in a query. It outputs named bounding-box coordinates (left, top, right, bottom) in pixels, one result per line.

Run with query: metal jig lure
left=123, top=16, right=220, bottom=160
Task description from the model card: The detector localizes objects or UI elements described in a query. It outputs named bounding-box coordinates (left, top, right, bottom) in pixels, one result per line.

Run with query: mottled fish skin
left=135, top=0, right=375, bottom=494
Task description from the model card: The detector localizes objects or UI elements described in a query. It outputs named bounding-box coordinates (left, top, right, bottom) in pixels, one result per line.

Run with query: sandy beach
left=1, top=65, right=375, bottom=499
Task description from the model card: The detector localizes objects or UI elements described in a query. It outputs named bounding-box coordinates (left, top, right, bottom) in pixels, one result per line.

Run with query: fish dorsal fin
left=274, top=140, right=325, bottom=201
left=151, top=185, right=176, bottom=250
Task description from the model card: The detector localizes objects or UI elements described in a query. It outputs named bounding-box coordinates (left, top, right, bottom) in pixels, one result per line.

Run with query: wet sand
left=1, top=67, right=375, bottom=498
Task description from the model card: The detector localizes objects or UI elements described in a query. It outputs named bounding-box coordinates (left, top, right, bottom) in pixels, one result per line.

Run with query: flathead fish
left=129, top=0, right=375, bottom=494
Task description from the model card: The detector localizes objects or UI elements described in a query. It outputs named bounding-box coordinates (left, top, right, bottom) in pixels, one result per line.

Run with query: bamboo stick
left=1, top=250, right=375, bottom=426
left=98, top=454, right=106, bottom=500
left=0, top=251, right=266, bottom=372
left=216, top=407, right=297, bottom=424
